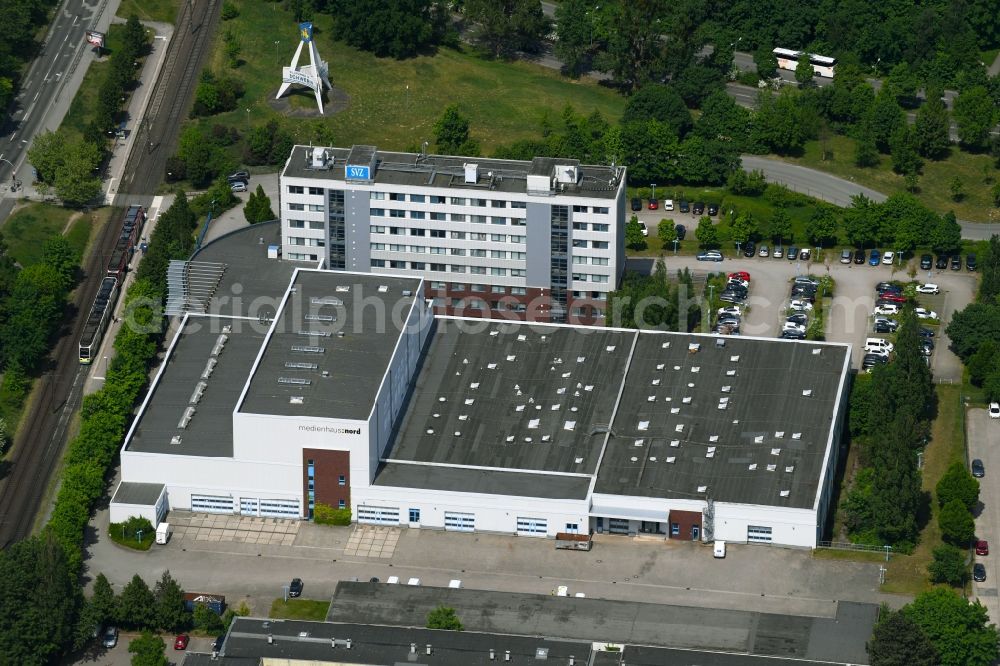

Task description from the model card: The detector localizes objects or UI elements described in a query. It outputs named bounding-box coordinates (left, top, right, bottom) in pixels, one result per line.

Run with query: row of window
left=287, top=185, right=325, bottom=195
left=371, top=192, right=534, bottom=209
left=572, top=307, right=606, bottom=318
left=287, top=252, right=319, bottom=261
left=288, top=220, right=325, bottom=230
left=288, top=237, right=325, bottom=247
left=371, top=260, right=528, bottom=277
left=371, top=244, right=526, bottom=260
left=435, top=298, right=528, bottom=313
left=572, top=222, right=611, bottom=232
left=370, top=209, right=528, bottom=225
left=287, top=203, right=326, bottom=212
left=429, top=282, right=529, bottom=296
left=574, top=239, right=610, bottom=249
left=371, top=226, right=527, bottom=244
left=572, top=256, right=610, bottom=266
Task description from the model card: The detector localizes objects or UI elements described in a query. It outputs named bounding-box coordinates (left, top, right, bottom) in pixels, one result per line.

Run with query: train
left=79, top=204, right=146, bottom=364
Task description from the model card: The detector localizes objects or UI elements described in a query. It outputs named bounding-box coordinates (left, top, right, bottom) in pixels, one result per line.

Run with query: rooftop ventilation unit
left=802, top=389, right=813, bottom=397
left=780, top=490, right=791, bottom=497
left=638, top=421, right=649, bottom=431
left=291, top=345, right=325, bottom=353
left=178, top=406, right=195, bottom=429
left=304, top=314, right=336, bottom=322
left=378, top=285, right=389, bottom=293
left=211, top=334, right=228, bottom=356
left=222, top=324, right=232, bottom=334
left=464, top=163, right=479, bottom=183
left=748, top=463, right=757, bottom=470
left=336, top=285, right=350, bottom=292
left=670, top=440, right=679, bottom=447
left=310, top=297, right=343, bottom=306
left=297, top=330, right=332, bottom=337
left=771, top=448, right=781, bottom=455
left=290, top=396, right=304, bottom=405
left=697, top=485, right=708, bottom=493
left=767, top=464, right=777, bottom=471
left=812, top=348, right=822, bottom=355
left=564, top=420, right=576, bottom=431
left=189, top=381, right=207, bottom=405
left=402, top=290, right=412, bottom=297
left=721, top=385, right=731, bottom=393
left=201, top=358, right=217, bottom=379
left=285, top=362, right=319, bottom=370
left=278, top=377, right=312, bottom=385
left=775, top=431, right=784, bottom=438
left=785, top=465, right=795, bottom=473
left=667, top=456, right=676, bottom=463
left=688, top=343, right=700, bottom=353
left=716, top=338, right=725, bottom=348
left=792, top=432, right=802, bottom=439
left=170, top=435, right=182, bottom=446
left=730, top=355, right=740, bottom=362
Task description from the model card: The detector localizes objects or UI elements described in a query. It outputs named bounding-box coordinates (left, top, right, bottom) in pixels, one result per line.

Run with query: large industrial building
left=278, top=145, right=627, bottom=326
left=111, top=224, right=851, bottom=549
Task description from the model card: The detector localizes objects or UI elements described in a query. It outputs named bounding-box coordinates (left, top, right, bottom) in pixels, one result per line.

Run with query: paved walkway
left=168, top=511, right=299, bottom=546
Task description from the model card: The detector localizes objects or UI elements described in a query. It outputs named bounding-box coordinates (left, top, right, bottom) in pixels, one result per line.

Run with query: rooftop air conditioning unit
left=464, top=163, right=478, bottom=184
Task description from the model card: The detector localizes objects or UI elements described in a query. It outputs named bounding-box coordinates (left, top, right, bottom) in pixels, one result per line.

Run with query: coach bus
left=772, top=47, right=837, bottom=78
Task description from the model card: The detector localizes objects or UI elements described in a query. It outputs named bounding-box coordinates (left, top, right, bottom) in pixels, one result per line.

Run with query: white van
left=713, top=540, right=726, bottom=558
left=864, top=338, right=894, bottom=354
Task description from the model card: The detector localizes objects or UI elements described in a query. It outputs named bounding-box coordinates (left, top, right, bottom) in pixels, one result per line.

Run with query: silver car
left=102, top=626, right=118, bottom=648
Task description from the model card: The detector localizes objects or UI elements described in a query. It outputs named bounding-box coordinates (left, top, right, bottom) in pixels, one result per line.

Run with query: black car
left=630, top=197, right=642, bottom=211
left=781, top=329, right=806, bottom=340
left=920, top=254, right=932, bottom=270
left=950, top=255, right=962, bottom=271
left=936, top=255, right=949, bottom=269
left=919, top=327, right=935, bottom=338
left=967, top=253, right=977, bottom=271
left=862, top=353, right=889, bottom=368
left=679, top=200, right=690, bottom=213
left=787, top=246, right=799, bottom=260
left=288, top=578, right=303, bottom=597
left=972, top=459, right=985, bottom=478
left=212, top=635, right=225, bottom=652
left=674, top=224, right=686, bottom=240
left=874, top=321, right=896, bottom=334
left=719, top=291, right=746, bottom=303
left=227, top=170, right=250, bottom=183
left=707, top=203, right=719, bottom=216
left=876, top=281, right=901, bottom=294
left=693, top=201, right=705, bottom=215
left=975, top=563, right=987, bottom=582
left=743, top=242, right=756, bottom=257
left=787, top=313, right=808, bottom=326
left=853, top=249, right=865, bottom=264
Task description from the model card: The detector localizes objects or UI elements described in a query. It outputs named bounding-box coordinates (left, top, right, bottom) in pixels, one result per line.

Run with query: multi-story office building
left=279, top=145, right=627, bottom=325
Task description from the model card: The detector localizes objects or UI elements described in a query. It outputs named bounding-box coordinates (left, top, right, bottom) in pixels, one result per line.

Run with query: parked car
left=874, top=319, right=898, bottom=333
left=972, top=459, right=985, bottom=478
left=679, top=200, right=690, bottom=213
left=773, top=245, right=784, bottom=260
left=674, top=224, right=686, bottom=240
left=869, top=249, right=881, bottom=266
left=799, top=248, right=811, bottom=261
left=915, top=283, right=939, bottom=294
left=882, top=251, right=895, bottom=265
left=919, top=327, right=935, bottom=338
left=707, top=203, right=719, bottom=216
left=920, top=337, right=935, bottom=351
left=879, top=293, right=908, bottom=304
left=639, top=222, right=648, bottom=236
left=975, top=563, right=987, bottom=582
left=289, top=578, right=304, bottom=597
left=787, top=246, right=798, bottom=260
left=693, top=202, right=705, bottom=215
left=967, top=253, right=977, bottom=271
left=174, top=635, right=190, bottom=650
left=854, top=249, right=865, bottom=264
left=914, top=308, right=938, bottom=320
left=713, top=540, right=726, bottom=558
left=697, top=250, right=723, bottom=262
left=862, top=353, right=888, bottom=370
left=230, top=181, right=248, bottom=193
left=783, top=322, right=806, bottom=333
left=950, top=255, right=962, bottom=271
left=102, top=626, right=119, bottom=649
left=719, top=291, right=746, bottom=303
left=990, top=402, right=1000, bottom=419
left=743, top=242, right=756, bottom=257
left=630, top=197, right=642, bottom=211
left=718, top=305, right=743, bottom=317
left=873, top=304, right=899, bottom=316
left=227, top=170, right=250, bottom=183
left=936, top=255, right=949, bottom=269
left=864, top=338, right=894, bottom=354
left=876, top=281, right=901, bottom=294
left=663, top=199, right=675, bottom=211
left=794, top=275, right=820, bottom=286
left=787, top=313, right=808, bottom=326
left=920, top=254, right=932, bottom=270
left=759, top=245, right=770, bottom=257
left=729, top=271, right=751, bottom=282
left=789, top=299, right=813, bottom=311
left=718, top=317, right=740, bottom=330
left=840, top=249, right=852, bottom=264
left=648, top=198, right=658, bottom=210
left=781, top=329, right=806, bottom=340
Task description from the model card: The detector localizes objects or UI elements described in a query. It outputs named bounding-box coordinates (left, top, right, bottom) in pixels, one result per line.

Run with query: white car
left=873, top=304, right=899, bottom=316
left=663, top=199, right=675, bottom=211
left=989, top=402, right=1000, bottom=419
left=789, top=299, right=813, bottom=311
left=718, top=306, right=742, bottom=317
left=914, top=308, right=938, bottom=319
left=783, top=322, right=806, bottom=333
left=882, top=251, right=895, bottom=265
left=640, top=223, right=648, bottom=237
left=916, top=283, right=940, bottom=294
left=864, top=338, right=894, bottom=353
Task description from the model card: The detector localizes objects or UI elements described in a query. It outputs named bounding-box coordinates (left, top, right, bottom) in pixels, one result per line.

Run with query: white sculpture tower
left=276, top=22, right=332, bottom=114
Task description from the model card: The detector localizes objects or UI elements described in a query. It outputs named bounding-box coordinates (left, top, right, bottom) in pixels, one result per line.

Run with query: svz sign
left=345, top=165, right=371, bottom=180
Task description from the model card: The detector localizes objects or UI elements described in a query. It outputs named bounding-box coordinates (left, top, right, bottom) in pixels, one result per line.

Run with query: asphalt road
left=970, top=408, right=1000, bottom=624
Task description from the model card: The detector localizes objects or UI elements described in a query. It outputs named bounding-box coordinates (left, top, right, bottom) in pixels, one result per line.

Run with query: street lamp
left=735, top=241, right=741, bottom=259
left=246, top=108, right=251, bottom=128
left=650, top=183, right=656, bottom=201
left=672, top=238, right=679, bottom=255
left=274, top=40, right=280, bottom=65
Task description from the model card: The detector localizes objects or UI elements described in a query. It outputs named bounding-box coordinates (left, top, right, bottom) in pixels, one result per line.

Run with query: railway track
left=0, top=0, right=222, bottom=547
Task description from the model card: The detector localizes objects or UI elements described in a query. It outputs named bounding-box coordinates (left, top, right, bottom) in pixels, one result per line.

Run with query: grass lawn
left=108, top=525, right=155, bottom=550
left=269, top=598, right=330, bottom=621
left=3, top=203, right=97, bottom=266
left=882, top=384, right=967, bottom=595
left=118, top=0, right=179, bottom=24
left=62, top=25, right=130, bottom=142
left=199, top=1, right=625, bottom=155
left=767, top=134, right=999, bottom=222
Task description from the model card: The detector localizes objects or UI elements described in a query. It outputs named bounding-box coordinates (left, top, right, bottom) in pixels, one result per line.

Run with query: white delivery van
left=713, top=540, right=727, bottom=558
left=863, top=338, right=894, bottom=354
left=155, top=522, right=170, bottom=545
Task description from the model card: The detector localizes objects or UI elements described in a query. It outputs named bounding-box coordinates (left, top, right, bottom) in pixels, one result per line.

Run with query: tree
left=979, top=236, right=1000, bottom=304
left=804, top=206, right=838, bottom=246
left=936, top=460, right=980, bottom=510
left=244, top=184, right=276, bottom=224
left=464, top=0, right=551, bottom=59
left=695, top=216, right=718, bottom=248
left=890, top=125, right=922, bottom=176
left=867, top=87, right=905, bottom=154
left=27, top=130, right=67, bottom=184
left=854, top=130, right=879, bottom=167
left=90, top=573, right=118, bottom=628
left=622, top=84, right=692, bottom=137
left=600, top=2, right=666, bottom=93
left=767, top=208, right=792, bottom=244
left=129, top=631, right=168, bottom=666
left=949, top=176, right=964, bottom=201
left=914, top=92, right=950, bottom=160
left=42, top=236, right=78, bottom=288
left=868, top=608, right=938, bottom=666
left=752, top=47, right=777, bottom=79
left=969, top=339, right=1000, bottom=385
left=153, top=571, right=188, bottom=633
left=426, top=605, right=463, bottom=630
left=794, top=54, right=814, bottom=87
left=433, top=104, right=471, bottom=154
left=886, top=62, right=920, bottom=107
left=938, top=498, right=975, bottom=545
left=625, top=215, right=646, bottom=250
left=327, top=0, right=446, bottom=59
left=946, top=303, right=1000, bottom=360
left=694, top=90, right=752, bottom=150
left=118, top=574, right=156, bottom=630
left=904, top=588, right=999, bottom=666
left=881, top=192, right=938, bottom=254
left=928, top=544, right=969, bottom=586
left=751, top=88, right=813, bottom=155
left=553, top=0, right=592, bottom=78
left=192, top=602, right=224, bottom=633
left=930, top=212, right=963, bottom=256
left=729, top=211, right=757, bottom=245
left=953, top=85, right=998, bottom=151
left=657, top=219, right=676, bottom=245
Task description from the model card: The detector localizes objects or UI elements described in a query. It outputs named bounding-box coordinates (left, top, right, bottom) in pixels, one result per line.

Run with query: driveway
left=968, top=408, right=1000, bottom=623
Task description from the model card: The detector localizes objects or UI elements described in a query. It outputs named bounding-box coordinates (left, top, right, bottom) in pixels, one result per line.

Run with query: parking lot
left=968, top=408, right=1000, bottom=622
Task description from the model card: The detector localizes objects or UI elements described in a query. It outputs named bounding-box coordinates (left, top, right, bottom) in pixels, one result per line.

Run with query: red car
left=880, top=292, right=907, bottom=304
left=977, top=540, right=989, bottom=556
left=728, top=271, right=750, bottom=282
left=174, top=635, right=190, bottom=650
left=648, top=198, right=659, bottom=210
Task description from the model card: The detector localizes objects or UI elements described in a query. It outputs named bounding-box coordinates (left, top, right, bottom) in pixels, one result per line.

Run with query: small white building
left=112, top=225, right=851, bottom=549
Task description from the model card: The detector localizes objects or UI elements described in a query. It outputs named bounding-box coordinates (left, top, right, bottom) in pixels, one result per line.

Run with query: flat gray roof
left=238, top=270, right=423, bottom=420
left=111, top=481, right=164, bottom=506
left=594, top=334, right=849, bottom=509
left=384, top=320, right=634, bottom=474
left=282, top=145, right=623, bottom=199
left=328, top=582, right=875, bottom=665
left=373, top=462, right=591, bottom=500
left=126, top=316, right=266, bottom=457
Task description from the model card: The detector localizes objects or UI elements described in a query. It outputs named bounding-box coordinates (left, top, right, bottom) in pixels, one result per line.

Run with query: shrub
left=314, top=503, right=352, bottom=526
left=109, top=516, right=155, bottom=550
left=427, top=606, right=463, bottom=630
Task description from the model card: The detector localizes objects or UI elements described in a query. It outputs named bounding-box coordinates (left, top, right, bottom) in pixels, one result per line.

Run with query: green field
left=63, top=25, right=129, bottom=141
left=767, top=134, right=999, bottom=223
left=198, top=1, right=625, bottom=154
left=3, top=203, right=97, bottom=267
left=118, top=0, right=179, bottom=24
left=269, top=598, right=330, bottom=621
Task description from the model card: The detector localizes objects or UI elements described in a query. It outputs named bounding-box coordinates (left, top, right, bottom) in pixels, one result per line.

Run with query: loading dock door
left=191, top=494, right=234, bottom=514
left=516, top=517, right=547, bottom=536
left=357, top=505, right=400, bottom=525
left=444, top=512, right=475, bottom=532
